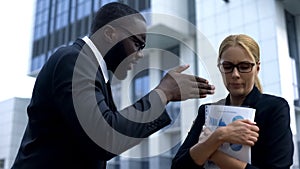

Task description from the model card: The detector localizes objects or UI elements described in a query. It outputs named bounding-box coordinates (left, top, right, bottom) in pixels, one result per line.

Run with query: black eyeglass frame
left=217, top=61, right=256, bottom=73
left=114, top=26, right=146, bottom=51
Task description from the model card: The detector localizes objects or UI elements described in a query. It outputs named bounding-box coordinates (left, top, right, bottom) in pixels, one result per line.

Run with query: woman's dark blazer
left=171, top=86, right=294, bottom=169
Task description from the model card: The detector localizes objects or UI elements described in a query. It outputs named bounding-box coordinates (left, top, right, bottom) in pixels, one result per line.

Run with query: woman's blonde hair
left=218, top=34, right=262, bottom=92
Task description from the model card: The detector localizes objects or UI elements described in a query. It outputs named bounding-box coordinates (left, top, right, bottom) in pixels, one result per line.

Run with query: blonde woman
left=171, top=34, right=293, bottom=169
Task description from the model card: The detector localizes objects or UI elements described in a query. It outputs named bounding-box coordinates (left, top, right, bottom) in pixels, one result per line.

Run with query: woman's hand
left=216, top=119, right=259, bottom=146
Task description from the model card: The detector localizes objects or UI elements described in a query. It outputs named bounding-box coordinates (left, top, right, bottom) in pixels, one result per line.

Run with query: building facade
left=0, top=98, right=30, bottom=169
left=4, top=0, right=298, bottom=169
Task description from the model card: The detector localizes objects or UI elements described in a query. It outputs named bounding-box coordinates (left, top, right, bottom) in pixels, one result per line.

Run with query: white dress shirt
left=82, top=36, right=109, bottom=83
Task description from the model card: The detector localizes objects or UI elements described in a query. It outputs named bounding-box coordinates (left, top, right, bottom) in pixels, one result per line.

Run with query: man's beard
left=104, top=40, right=129, bottom=80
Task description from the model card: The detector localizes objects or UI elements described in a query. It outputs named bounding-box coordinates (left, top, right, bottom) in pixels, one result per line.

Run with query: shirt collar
left=82, top=36, right=109, bottom=83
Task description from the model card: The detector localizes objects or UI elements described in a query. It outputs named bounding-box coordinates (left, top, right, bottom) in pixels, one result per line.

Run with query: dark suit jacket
left=171, top=86, right=294, bottom=169
left=11, top=39, right=171, bottom=169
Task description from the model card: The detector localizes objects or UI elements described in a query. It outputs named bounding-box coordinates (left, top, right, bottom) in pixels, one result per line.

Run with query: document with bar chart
left=203, top=105, right=256, bottom=169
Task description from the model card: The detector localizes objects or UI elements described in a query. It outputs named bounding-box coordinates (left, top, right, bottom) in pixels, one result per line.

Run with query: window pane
left=133, top=70, right=149, bottom=102
left=101, top=0, right=118, bottom=6
left=0, top=159, right=4, bottom=169
left=127, top=0, right=135, bottom=9
left=139, top=0, right=148, bottom=11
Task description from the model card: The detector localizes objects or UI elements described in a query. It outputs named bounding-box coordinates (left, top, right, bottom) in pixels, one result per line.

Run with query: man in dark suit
left=11, top=2, right=215, bottom=169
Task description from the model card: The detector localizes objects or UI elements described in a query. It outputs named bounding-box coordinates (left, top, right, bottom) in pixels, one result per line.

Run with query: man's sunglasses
left=115, top=26, right=146, bottom=51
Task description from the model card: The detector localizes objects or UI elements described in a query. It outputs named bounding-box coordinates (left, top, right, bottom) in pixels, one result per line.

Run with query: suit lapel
left=105, top=80, right=117, bottom=111
left=76, top=38, right=117, bottom=111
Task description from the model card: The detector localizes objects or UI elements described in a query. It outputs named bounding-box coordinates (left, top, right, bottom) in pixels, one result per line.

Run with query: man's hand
left=155, top=64, right=215, bottom=102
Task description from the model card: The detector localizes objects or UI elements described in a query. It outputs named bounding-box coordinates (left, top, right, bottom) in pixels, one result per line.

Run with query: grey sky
left=0, top=0, right=36, bottom=102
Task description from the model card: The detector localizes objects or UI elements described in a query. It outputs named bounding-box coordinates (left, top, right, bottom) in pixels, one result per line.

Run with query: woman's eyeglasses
left=218, top=61, right=256, bottom=73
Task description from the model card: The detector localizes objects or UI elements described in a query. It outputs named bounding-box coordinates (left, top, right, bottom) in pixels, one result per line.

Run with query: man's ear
left=103, top=25, right=117, bottom=43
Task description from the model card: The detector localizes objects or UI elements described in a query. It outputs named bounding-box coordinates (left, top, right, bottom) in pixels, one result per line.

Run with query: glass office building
left=0, top=98, right=30, bottom=169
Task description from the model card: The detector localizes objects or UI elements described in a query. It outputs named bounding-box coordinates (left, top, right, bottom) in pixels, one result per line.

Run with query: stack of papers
left=203, top=105, right=256, bottom=169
